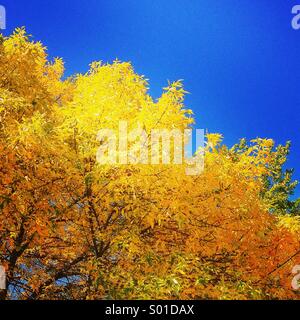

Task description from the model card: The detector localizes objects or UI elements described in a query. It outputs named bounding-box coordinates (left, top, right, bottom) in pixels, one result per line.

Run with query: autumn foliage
left=0, top=29, right=300, bottom=300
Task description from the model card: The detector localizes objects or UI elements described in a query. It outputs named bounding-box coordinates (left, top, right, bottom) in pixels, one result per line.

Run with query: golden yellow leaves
left=0, top=28, right=72, bottom=123
left=206, top=133, right=223, bottom=149
left=277, top=215, right=300, bottom=233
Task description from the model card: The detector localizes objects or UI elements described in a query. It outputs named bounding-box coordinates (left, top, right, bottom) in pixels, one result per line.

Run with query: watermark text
left=0, top=5, right=6, bottom=30
left=292, top=5, right=300, bottom=30
left=96, top=122, right=205, bottom=176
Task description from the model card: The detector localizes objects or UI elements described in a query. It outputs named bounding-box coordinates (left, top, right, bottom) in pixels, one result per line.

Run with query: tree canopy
left=0, top=28, right=300, bottom=300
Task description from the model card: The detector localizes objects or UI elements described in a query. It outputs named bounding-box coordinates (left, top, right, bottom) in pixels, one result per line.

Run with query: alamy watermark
left=96, top=122, right=205, bottom=176
left=291, top=265, right=300, bottom=290
left=0, top=5, right=6, bottom=30
left=0, top=265, right=6, bottom=290
left=292, top=5, right=300, bottom=30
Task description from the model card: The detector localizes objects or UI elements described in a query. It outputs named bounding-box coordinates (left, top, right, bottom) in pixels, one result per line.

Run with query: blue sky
left=2, top=0, right=300, bottom=196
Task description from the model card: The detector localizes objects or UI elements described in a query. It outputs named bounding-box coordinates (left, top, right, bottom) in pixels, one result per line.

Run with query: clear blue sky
left=2, top=0, right=300, bottom=196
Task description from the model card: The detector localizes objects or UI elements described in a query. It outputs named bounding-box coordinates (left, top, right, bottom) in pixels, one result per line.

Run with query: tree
left=0, top=29, right=300, bottom=300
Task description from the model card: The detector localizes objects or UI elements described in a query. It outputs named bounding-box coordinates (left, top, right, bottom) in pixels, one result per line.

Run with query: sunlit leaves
left=0, top=29, right=299, bottom=300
